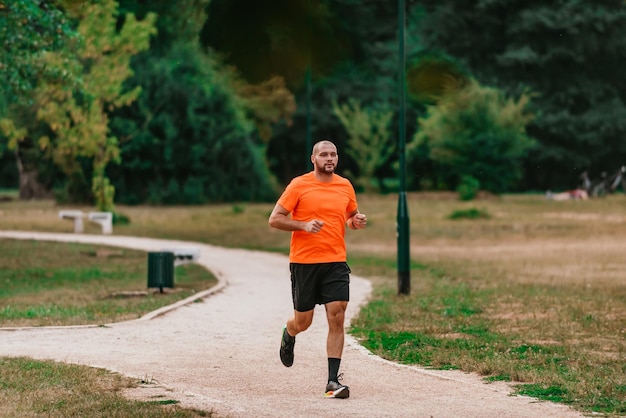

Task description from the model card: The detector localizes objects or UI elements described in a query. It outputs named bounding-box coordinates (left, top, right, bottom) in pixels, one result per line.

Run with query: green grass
left=447, top=207, right=491, bottom=219
left=1, top=193, right=626, bottom=416
left=352, top=272, right=626, bottom=415
left=0, top=240, right=217, bottom=327
left=0, top=238, right=217, bottom=416
left=349, top=257, right=626, bottom=416
left=0, top=357, right=212, bottom=417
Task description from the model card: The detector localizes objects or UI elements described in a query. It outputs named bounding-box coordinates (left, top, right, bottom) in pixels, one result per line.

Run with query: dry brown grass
left=2, top=192, right=625, bottom=287
left=3, top=193, right=625, bottom=338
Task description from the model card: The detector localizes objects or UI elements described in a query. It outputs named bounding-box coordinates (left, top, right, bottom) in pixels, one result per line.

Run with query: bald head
left=312, top=140, right=337, bottom=156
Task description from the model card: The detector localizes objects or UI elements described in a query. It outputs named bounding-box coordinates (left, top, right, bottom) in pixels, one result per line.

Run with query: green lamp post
left=397, top=0, right=411, bottom=295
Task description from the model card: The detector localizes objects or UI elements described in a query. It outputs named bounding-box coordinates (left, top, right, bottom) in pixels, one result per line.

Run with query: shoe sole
left=324, top=386, right=350, bottom=399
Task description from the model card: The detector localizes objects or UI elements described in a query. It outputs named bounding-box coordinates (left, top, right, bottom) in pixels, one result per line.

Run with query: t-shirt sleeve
left=277, top=179, right=298, bottom=213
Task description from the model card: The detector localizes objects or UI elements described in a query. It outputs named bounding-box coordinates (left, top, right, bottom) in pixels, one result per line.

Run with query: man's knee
left=292, top=310, right=314, bottom=332
left=326, top=301, right=347, bottom=314
left=325, top=301, right=347, bottom=328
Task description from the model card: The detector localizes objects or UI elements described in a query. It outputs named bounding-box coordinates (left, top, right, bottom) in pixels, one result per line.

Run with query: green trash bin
left=147, top=252, right=174, bottom=293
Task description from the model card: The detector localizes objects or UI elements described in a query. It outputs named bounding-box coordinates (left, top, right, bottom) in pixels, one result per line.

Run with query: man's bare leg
left=287, top=309, right=314, bottom=337
left=280, top=309, right=314, bottom=367
left=323, top=301, right=350, bottom=398
left=325, top=301, right=347, bottom=357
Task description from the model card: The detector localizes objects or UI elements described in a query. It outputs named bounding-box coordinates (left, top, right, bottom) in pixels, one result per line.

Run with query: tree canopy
left=2, top=0, right=626, bottom=202
left=0, top=0, right=76, bottom=105
left=1, top=0, right=156, bottom=209
left=419, top=0, right=626, bottom=189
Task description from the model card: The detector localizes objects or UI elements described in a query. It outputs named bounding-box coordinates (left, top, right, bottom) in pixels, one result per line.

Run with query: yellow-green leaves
left=30, top=0, right=156, bottom=211
left=332, top=98, right=394, bottom=192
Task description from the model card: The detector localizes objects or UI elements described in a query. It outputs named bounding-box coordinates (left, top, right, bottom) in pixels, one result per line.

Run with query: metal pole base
left=398, top=271, right=410, bottom=295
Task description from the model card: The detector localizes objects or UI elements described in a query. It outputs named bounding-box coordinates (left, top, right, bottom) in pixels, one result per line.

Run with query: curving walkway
left=0, top=231, right=583, bottom=418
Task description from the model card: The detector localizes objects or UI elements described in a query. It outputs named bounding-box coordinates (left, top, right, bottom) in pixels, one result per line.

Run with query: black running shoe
left=279, top=327, right=295, bottom=367
left=324, top=373, right=350, bottom=398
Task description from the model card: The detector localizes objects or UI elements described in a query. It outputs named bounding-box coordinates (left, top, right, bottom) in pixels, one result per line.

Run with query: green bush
left=112, top=212, right=130, bottom=225
left=409, top=80, right=536, bottom=194
left=447, top=207, right=490, bottom=220
left=457, top=175, right=480, bottom=201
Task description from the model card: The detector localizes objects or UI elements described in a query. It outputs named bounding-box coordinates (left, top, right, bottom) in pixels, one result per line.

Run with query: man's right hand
left=304, top=219, right=324, bottom=233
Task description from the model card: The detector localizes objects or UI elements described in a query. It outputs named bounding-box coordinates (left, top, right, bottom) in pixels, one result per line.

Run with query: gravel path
left=0, top=231, right=584, bottom=418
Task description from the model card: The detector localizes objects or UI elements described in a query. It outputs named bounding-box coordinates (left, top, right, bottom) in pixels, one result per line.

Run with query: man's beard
left=316, top=162, right=335, bottom=174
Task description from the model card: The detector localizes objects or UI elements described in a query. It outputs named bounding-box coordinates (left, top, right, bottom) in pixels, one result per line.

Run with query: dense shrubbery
left=109, top=45, right=278, bottom=204
left=409, top=81, right=536, bottom=194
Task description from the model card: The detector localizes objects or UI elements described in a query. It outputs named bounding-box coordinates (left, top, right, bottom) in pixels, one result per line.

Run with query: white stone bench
left=161, top=247, right=200, bottom=266
left=58, top=210, right=113, bottom=234
left=59, top=210, right=85, bottom=233
left=88, top=211, right=113, bottom=235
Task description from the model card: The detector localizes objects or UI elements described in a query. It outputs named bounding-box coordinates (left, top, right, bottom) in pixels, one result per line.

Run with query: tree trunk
left=16, top=146, right=52, bottom=200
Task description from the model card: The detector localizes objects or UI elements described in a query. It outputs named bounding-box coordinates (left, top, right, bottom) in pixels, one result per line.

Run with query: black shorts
left=289, top=262, right=351, bottom=312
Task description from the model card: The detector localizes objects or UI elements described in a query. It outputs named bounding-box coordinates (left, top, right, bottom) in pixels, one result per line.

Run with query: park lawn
left=0, top=239, right=217, bottom=327
left=0, top=233, right=218, bottom=415
left=0, top=356, right=214, bottom=417
left=0, top=192, right=625, bottom=415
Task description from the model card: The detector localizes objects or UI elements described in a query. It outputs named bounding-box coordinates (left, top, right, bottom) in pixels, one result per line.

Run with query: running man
left=268, top=139, right=367, bottom=399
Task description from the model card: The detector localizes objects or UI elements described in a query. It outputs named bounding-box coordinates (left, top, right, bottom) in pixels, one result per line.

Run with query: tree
left=108, top=0, right=283, bottom=204
left=332, top=98, right=394, bottom=191
left=0, top=0, right=79, bottom=195
left=262, top=0, right=425, bottom=185
left=202, top=0, right=352, bottom=89
left=409, top=80, right=536, bottom=194
left=108, top=45, right=279, bottom=204
left=419, top=0, right=626, bottom=190
left=39, top=0, right=156, bottom=210
left=2, top=0, right=156, bottom=209
left=119, top=0, right=210, bottom=51
left=234, top=76, right=296, bottom=143
left=0, top=0, right=77, bottom=106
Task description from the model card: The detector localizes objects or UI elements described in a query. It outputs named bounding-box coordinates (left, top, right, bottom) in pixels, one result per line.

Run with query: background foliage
left=409, top=80, right=536, bottom=193
left=109, top=44, right=278, bottom=204
left=2, top=0, right=625, bottom=203
left=419, top=0, right=626, bottom=190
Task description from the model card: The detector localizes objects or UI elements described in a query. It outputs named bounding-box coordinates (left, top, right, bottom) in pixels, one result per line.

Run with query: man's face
left=312, top=143, right=338, bottom=174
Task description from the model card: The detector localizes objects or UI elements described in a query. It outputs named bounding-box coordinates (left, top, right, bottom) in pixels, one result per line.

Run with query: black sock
left=328, top=357, right=341, bottom=383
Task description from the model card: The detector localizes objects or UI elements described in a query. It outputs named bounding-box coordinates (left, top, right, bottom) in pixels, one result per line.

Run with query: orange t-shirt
left=277, top=171, right=358, bottom=263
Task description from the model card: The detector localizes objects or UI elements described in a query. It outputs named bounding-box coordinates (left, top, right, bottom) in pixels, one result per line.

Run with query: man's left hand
left=353, top=213, right=367, bottom=229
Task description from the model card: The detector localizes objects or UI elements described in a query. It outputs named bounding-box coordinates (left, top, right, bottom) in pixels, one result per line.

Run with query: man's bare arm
left=268, top=203, right=324, bottom=233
